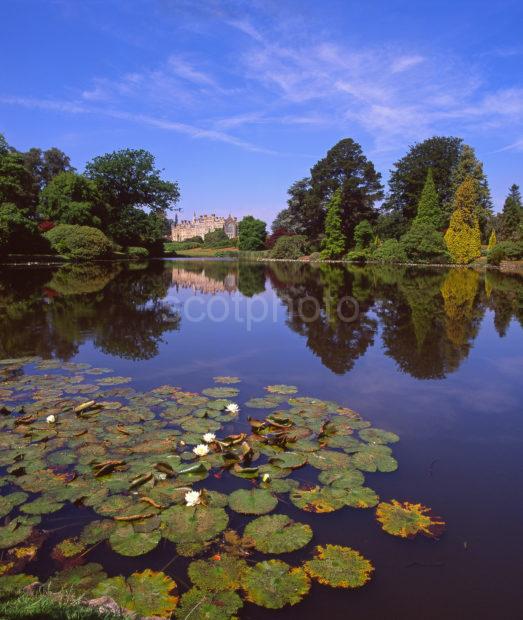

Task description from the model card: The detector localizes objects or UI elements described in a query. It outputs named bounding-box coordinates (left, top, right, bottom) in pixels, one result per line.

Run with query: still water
left=1, top=259, right=522, bottom=619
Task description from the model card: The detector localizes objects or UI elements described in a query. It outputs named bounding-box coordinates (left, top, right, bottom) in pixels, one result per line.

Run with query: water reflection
left=1, top=259, right=522, bottom=378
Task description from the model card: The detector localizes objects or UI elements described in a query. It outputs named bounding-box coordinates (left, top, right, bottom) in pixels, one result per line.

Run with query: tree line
left=270, top=137, right=522, bottom=265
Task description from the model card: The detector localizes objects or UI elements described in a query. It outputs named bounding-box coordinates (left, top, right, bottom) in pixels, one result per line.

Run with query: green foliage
left=0, top=152, right=36, bottom=214
left=270, top=235, right=309, bottom=259
left=345, top=248, right=371, bottom=263
left=0, top=203, right=50, bottom=255
left=414, top=168, right=442, bottom=229
left=126, top=246, right=149, bottom=259
left=0, top=592, right=123, bottom=620
left=444, top=177, right=482, bottom=264
left=499, top=184, right=522, bottom=240
left=45, top=224, right=113, bottom=260
left=448, top=144, right=493, bottom=238
left=106, top=207, right=168, bottom=252
left=203, top=228, right=231, bottom=248
left=400, top=220, right=450, bottom=263
left=321, top=190, right=346, bottom=259
left=487, top=240, right=523, bottom=265
left=488, top=229, right=497, bottom=251
left=371, top=238, right=407, bottom=263
left=238, top=215, right=267, bottom=251
left=39, top=172, right=105, bottom=227
left=353, top=219, right=374, bottom=249
left=383, top=136, right=463, bottom=237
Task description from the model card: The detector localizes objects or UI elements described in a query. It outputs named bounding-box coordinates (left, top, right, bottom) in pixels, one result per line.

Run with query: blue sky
left=1, top=0, right=523, bottom=224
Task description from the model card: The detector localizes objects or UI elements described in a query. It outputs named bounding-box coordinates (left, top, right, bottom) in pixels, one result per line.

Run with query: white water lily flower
left=46, top=415, right=56, bottom=424
left=225, top=403, right=239, bottom=414
left=157, top=473, right=167, bottom=481
left=185, top=490, right=201, bottom=507
left=193, top=444, right=209, bottom=457
left=203, top=432, right=216, bottom=443
left=262, top=473, right=271, bottom=483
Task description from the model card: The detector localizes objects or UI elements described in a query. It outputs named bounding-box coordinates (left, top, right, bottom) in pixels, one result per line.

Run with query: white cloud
left=391, top=55, right=425, bottom=73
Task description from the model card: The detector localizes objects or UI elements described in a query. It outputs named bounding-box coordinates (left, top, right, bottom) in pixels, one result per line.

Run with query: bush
left=0, top=203, right=50, bottom=255
left=271, top=235, right=309, bottom=259
left=353, top=219, right=374, bottom=248
left=238, top=216, right=267, bottom=251
left=45, top=224, right=113, bottom=260
left=309, top=252, right=321, bottom=261
left=126, top=246, right=149, bottom=258
left=371, top=238, right=408, bottom=263
left=203, top=228, right=230, bottom=248
left=346, top=248, right=371, bottom=263
left=400, top=220, right=451, bottom=264
left=487, top=240, right=523, bottom=265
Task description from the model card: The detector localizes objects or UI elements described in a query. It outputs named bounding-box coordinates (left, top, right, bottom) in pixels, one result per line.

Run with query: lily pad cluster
left=0, top=356, right=445, bottom=618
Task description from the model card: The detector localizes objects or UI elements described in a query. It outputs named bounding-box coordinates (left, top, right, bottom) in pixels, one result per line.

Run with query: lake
left=1, top=259, right=522, bottom=619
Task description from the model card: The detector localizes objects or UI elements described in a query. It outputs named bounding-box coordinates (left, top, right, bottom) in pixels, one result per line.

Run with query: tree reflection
left=268, top=262, right=377, bottom=374
left=0, top=261, right=180, bottom=361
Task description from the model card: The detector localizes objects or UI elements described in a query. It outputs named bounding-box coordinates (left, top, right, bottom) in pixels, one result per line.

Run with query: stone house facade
left=171, top=214, right=238, bottom=241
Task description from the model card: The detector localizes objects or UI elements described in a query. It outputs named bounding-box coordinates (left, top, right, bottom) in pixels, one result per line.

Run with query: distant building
left=171, top=213, right=238, bottom=241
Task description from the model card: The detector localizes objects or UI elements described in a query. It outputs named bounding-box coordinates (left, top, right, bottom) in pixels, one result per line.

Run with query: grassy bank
left=170, top=246, right=238, bottom=258
left=0, top=592, right=123, bottom=620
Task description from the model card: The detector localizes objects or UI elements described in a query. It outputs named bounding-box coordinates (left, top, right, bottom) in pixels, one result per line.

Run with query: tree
left=0, top=133, right=11, bottom=156
left=107, top=206, right=168, bottom=252
left=488, top=230, right=497, bottom=252
left=448, top=144, right=493, bottom=237
left=383, top=136, right=463, bottom=236
left=414, top=168, right=442, bottom=229
left=41, top=148, right=74, bottom=186
left=321, top=190, right=346, bottom=259
left=85, top=149, right=180, bottom=216
left=272, top=139, right=383, bottom=242
left=0, top=202, right=48, bottom=255
left=353, top=219, right=374, bottom=249
left=400, top=220, right=449, bottom=263
left=39, top=172, right=106, bottom=227
left=444, top=177, right=482, bottom=264
left=499, top=184, right=522, bottom=240
left=238, top=216, right=267, bottom=251
left=0, top=152, right=35, bottom=214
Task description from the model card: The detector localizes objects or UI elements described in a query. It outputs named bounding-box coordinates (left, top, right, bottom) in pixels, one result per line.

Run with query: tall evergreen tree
left=448, top=144, right=493, bottom=237
left=499, top=184, right=522, bottom=240
left=444, top=177, right=482, bottom=264
left=414, top=168, right=442, bottom=229
left=321, top=190, right=346, bottom=259
left=383, top=136, right=463, bottom=236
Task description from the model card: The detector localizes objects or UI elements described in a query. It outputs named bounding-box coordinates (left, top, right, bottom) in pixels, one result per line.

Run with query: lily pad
left=93, top=569, right=178, bottom=618
left=376, top=500, right=446, bottom=538
left=245, top=395, right=286, bottom=409
left=359, top=428, right=400, bottom=445
left=0, top=491, right=29, bottom=518
left=244, top=515, right=312, bottom=554
left=265, top=384, right=298, bottom=394
left=307, top=450, right=351, bottom=470
left=188, top=554, right=247, bottom=591
left=0, top=573, right=37, bottom=595
left=342, top=486, right=379, bottom=508
left=52, top=538, right=86, bottom=560
left=109, top=524, right=161, bottom=556
left=80, top=520, right=116, bottom=545
left=228, top=489, right=277, bottom=515
left=270, top=451, right=307, bottom=469
left=318, top=468, right=365, bottom=488
left=351, top=445, right=398, bottom=473
left=161, top=506, right=229, bottom=543
left=0, top=520, right=33, bottom=549
left=175, top=588, right=243, bottom=620
left=241, top=560, right=310, bottom=609
left=213, top=376, right=241, bottom=384
left=290, top=486, right=345, bottom=513
left=20, top=496, right=64, bottom=515
left=304, top=545, right=374, bottom=588
left=202, top=387, right=239, bottom=398
left=49, top=563, right=107, bottom=595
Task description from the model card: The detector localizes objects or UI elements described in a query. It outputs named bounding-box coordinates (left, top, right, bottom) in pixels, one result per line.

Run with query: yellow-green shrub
left=444, top=177, right=481, bottom=264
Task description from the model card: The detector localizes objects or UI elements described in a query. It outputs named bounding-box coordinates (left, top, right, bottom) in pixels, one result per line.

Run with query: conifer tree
left=444, top=177, right=482, bottom=264
left=448, top=144, right=493, bottom=236
left=321, top=189, right=346, bottom=259
left=414, top=168, right=442, bottom=229
left=487, top=229, right=497, bottom=252
left=500, top=184, right=522, bottom=240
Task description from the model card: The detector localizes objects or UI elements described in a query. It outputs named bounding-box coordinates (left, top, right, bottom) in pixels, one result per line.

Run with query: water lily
left=156, top=472, right=167, bottom=481
left=226, top=402, right=239, bottom=413
left=203, top=432, right=216, bottom=443
left=185, top=490, right=201, bottom=507
left=193, top=444, right=209, bottom=457
left=262, top=473, right=271, bottom=482
left=46, top=414, right=56, bottom=424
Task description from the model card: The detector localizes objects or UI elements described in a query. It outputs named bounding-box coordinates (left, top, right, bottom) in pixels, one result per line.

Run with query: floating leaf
left=376, top=500, right=446, bottom=538
left=161, top=506, right=229, bottom=543
left=270, top=451, right=307, bottom=469
left=175, top=587, right=243, bottom=620
left=304, top=545, right=374, bottom=588
left=93, top=569, right=178, bottom=618
left=52, top=538, right=86, bottom=560
left=359, top=428, right=400, bottom=445
left=351, top=445, right=398, bottom=473
left=202, top=387, right=239, bottom=398
left=188, top=554, right=247, bottom=591
left=0, top=573, right=37, bottom=595
left=0, top=491, right=28, bottom=518
left=0, top=520, right=33, bottom=549
left=20, top=496, right=64, bottom=515
left=213, top=376, right=241, bottom=384
left=109, top=524, right=161, bottom=556
left=241, top=560, right=310, bottom=609
left=245, top=395, right=286, bottom=409
left=265, top=384, right=298, bottom=394
left=290, top=486, right=345, bottom=513
left=244, top=515, right=312, bottom=554
left=342, top=486, right=379, bottom=508
left=80, top=519, right=116, bottom=545
left=307, top=450, right=351, bottom=470
left=96, top=376, right=132, bottom=385
left=49, top=563, right=107, bottom=595
left=228, top=489, right=277, bottom=515
left=318, top=468, right=365, bottom=488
